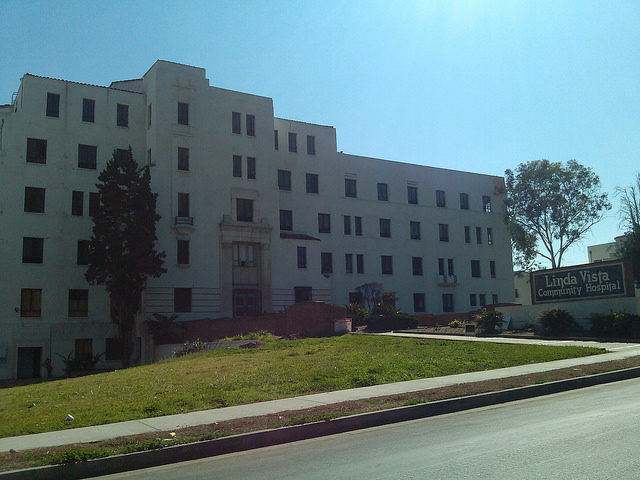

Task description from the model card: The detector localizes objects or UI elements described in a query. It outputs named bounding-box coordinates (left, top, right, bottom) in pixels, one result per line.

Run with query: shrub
left=346, top=303, right=368, bottom=328
left=473, top=308, right=504, bottom=335
left=538, top=309, right=580, bottom=336
left=591, top=312, right=640, bottom=339
left=363, top=314, right=417, bottom=332
left=448, top=319, right=466, bottom=328
left=371, top=302, right=400, bottom=316
left=173, top=338, right=208, bottom=357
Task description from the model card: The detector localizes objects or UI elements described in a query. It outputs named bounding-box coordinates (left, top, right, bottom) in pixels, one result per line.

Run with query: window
left=410, top=221, right=421, bottom=240
left=377, top=183, right=388, bottom=201
left=464, top=226, right=471, bottom=243
left=82, top=98, right=95, bottom=122
left=321, top=252, right=333, bottom=274
left=487, top=228, right=493, bottom=245
left=438, top=258, right=445, bottom=276
left=318, top=213, right=331, bottom=233
left=178, top=147, right=189, bottom=171
left=232, top=112, right=241, bottom=134
left=306, top=173, right=319, bottom=193
left=343, top=215, right=351, bottom=235
left=379, top=218, right=391, bottom=238
left=356, top=254, right=364, bottom=274
left=77, top=240, right=89, bottom=265
left=177, top=193, right=190, bottom=217
left=439, top=224, right=449, bottom=242
left=460, top=193, right=469, bottom=210
left=381, top=255, right=393, bottom=275
left=483, top=195, right=492, bottom=212
left=448, top=258, right=455, bottom=275
left=247, top=157, right=256, bottom=179
left=147, top=104, right=152, bottom=128
left=413, top=293, right=426, bottom=313
left=70, top=190, right=83, bottom=216
left=78, top=144, right=97, bottom=169
left=471, top=260, right=481, bottom=278
left=233, top=244, right=254, bottom=266
left=345, top=178, right=357, bottom=198
left=46, top=92, right=60, bottom=117
left=233, top=155, right=242, bottom=177
left=246, top=114, right=255, bottom=136
left=490, top=260, right=496, bottom=278
left=75, top=339, right=93, bottom=362
left=436, top=190, right=446, bottom=207
left=345, top=254, right=353, bottom=274
left=307, top=135, right=315, bottom=155
left=280, top=209, right=293, bottom=230
left=442, top=293, right=454, bottom=312
left=23, top=237, right=43, bottom=263
left=20, top=289, right=42, bottom=317
left=278, top=169, right=292, bottom=190
left=470, top=294, right=477, bottom=307
left=295, top=286, right=312, bottom=303
left=236, top=198, right=253, bottom=222
left=117, top=104, right=129, bottom=127
left=492, top=294, right=499, bottom=304
left=412, top=257, right=423, bottom=276
left=89, top=192, right=100, bottom=217
left=408, top=186, right=418, bottom=204
left=68, top=289, right=88, bottom=317
left=177, top=240, right=190, bottom=264
left=297, top=246, right=307, bottom=268
left=274, top=130, right=279, bottom=150
left=26, top=138, right=47, bottom=163
left=288, top=132, right=297, bottom=152
left=24, top=187, right=45, bottom=213
left=479, top=294, right=486, bottom=306
left=355, top=216, right=362, bottom=236
left=476, top=227, right=482, bottom=244
left=174, top=288, right=192, bottom=313
left=178, top=102, right=189, bottom=125
left=115, top=148, right=128, bottom=162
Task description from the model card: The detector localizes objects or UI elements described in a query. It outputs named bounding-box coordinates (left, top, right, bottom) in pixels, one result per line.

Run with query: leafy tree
left=86, top=148, right=166, bottom=368
left=355, top=282, right=383, bottom=311
left=505, top=159, right=611, bottom=269
left=616, top=173, right=640, bottom=286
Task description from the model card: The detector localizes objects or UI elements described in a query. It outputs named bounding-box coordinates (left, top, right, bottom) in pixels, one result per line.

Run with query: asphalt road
left=95, top=377, right=640, bottom=479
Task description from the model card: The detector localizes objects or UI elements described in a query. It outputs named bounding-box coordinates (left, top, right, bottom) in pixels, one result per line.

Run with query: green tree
left=86, top=148, right=166, bottom=368
left=616, top=173, right=640, bottom=286
left=505, top=159, right=611, bottom=269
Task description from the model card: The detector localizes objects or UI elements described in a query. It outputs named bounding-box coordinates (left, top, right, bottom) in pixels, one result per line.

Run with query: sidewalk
left=2, top=334, right=640, bottom=453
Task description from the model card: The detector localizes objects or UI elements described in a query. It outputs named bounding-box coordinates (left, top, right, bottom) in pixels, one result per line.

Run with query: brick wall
left=172, top=302, right=347, bottom=343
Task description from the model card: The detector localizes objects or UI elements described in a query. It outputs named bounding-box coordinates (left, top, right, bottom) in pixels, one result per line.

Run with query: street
left=96, top=377, right=640, bottom=479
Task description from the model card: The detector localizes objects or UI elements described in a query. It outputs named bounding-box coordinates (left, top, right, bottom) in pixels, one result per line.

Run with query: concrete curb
left=4, top=366, right=640, bottom=480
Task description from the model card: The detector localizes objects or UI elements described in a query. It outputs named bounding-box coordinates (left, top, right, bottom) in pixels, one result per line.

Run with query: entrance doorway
left=17, top=347, right=42, bottom=379
left=233, top=288, right=261, bottom=317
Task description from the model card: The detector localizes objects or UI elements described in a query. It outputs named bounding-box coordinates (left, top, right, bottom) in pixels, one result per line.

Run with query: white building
left=0, top=61, right=514, bottom=379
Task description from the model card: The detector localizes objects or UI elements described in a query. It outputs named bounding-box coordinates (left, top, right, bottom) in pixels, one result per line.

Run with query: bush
left=448, top=319, right=466, bottom=328
left=538, top=309, right=580, bottom=336
left=473, top=309, right=504, bottom=335
left=371, top=302, right=400, bottom=316
left=173, top=339, right=208, bottom=357
left=363, top=314, right=417, bottom=332
left=346, top=303, right=368, bottom=328
left=591, top=312, right=640, bottom=339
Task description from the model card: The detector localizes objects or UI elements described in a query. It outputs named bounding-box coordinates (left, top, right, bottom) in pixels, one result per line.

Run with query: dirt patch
left=3, top=355, right=640, bottom=472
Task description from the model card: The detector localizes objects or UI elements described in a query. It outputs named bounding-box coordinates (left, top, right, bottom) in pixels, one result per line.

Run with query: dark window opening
left=436, top=190, right=446, bottom=207
left=72, top=191, right=83, bottom=216
left=174, top=288, right=192, bottom=313
left=24, top=187, right=45, bottom=213
left=247, top=157, right=256, bottom=179
left=460, top=193, right=469, bottom=210
left=344, top=215, right=351, bottom=235
left=410, top=221, right=420, bottom=240
left=21, top=289, right=42, bottom=317
left=77, top=240, right=89, bottom=265
left=318, top=213, right=331, bottom=233
left=233, top=155, right=242, bottom=177
left=412, top=257, right=423, bottom=276
left=439, top=223, right=449, bottom=242
left=377, top=182, right=388, bottom=201
left=178, top=147, right=189, bottom=171
left=278, top=169, right=292, bottom=190
left=355, top=216, right=362, bottom=236
left=280, top=209, right=293, bottom=231
left=413, top=293, right=425, bottom=313
left=306, top=173, right=319, bottom=193
left=177, top=240, right=190, bottom=264
left=297, top=246, right=307, bottom=268
left=46, top=93, right=60, bottom=117
left=232, top=112, right=241, bottom=134
left=82, top=98, right=95, bottom=122
left=379, top=218, right=391, bottom=238
left=117, top=104, right=129, bottom=127
left=69, top=289, right=88, bottom=317
left=246, top=114, right=255, bottom=136
left=321, top=252, right=333, bottom=274
left=408, top=185, right=418, bottom=204
left=381, top=255, right=393, bottom=275
left=22, top=237, right=43, bottom=263
left=236, top=198, right=254, bottom=222
left=78, top=144, right=97, bottom=169
left=345, top=178, right=357, bottom=198
left=288, top=132, right=297, bottom=152
left=178, top=102, right=189, bottom=125
left=27, top=138, right=47, bottom=163
left=307, top=135, right=315, bottom=154
left=89, top=192, right=100, bottom=217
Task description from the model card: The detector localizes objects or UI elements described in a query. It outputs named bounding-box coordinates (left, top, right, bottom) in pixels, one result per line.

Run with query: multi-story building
left=0, top=61, right=514, bottom=379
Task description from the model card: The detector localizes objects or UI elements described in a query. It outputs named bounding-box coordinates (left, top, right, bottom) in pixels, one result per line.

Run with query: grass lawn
left=0, top=334, right=603, bottom=438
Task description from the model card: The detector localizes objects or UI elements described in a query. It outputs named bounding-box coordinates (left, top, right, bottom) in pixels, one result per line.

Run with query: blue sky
left=2, top=0, right=638, bottom=266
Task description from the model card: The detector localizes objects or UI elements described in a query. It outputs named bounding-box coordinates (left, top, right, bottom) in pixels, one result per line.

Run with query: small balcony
left=437, top=274, right=458, bottom=286
left=173, top=216, right=195, bottom=235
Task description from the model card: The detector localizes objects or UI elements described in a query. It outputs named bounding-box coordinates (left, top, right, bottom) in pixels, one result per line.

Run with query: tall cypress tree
left=86, top=147, right=166, bottom=368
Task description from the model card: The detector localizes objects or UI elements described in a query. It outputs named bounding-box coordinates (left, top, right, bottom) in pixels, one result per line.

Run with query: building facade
left=0, top=61, right=514, bottom=379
